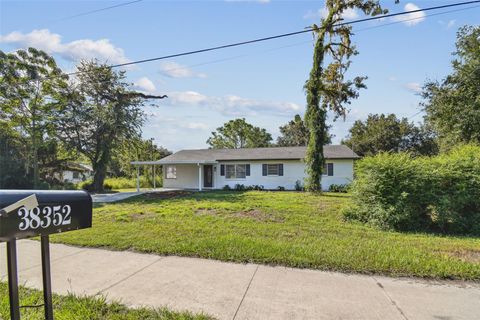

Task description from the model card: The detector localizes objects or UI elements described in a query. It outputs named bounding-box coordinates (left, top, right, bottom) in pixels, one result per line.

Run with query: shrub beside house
left=344, top=144, right=480, bottom=235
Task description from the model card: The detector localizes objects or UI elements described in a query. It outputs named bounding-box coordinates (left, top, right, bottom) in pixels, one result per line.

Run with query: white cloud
left=304, top=7, right=359, bottom=20
left=159, top=61, right=207, bottom=79
left=133, top=77, right=156, bottom=93
left=447, top=20, right=456, bottom=29
left=166, top=91, right=301, bottom=117
left=388, top=76, right=397, bottom=82
left=0, top=29, right=129, bottom=64
left=438, top=19, right=456, bottom=30
left=405, top=82, right=422, bottom=93
left=182, top=122, right=209, bottom=130
left=392, top=3, right=426, bottom=27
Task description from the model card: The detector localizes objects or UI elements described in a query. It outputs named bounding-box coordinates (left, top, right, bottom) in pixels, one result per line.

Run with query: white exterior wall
left=61, top=170, right=92, bottom=184
left=163, top=164, right=200, bottom=189
left=320, top=159, right=354, bottom=190
left=162, top=159, right=354, bottom=191
left=215, top=160, right=305, bottom=190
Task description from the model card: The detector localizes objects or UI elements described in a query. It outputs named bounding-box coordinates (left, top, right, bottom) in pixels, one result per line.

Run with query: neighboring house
left=132, top=145, right=359, bottom=191
left=53, top=162, right=93, bottom=184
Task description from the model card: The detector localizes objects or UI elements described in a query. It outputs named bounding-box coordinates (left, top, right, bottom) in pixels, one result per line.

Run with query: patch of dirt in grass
left=233, top=209, right=284, bottom=222
left=446, top=250, right=480, bottom=263
left=145, top=191, right=192, bottom=199
left=129, top=211, right=156, bottom=221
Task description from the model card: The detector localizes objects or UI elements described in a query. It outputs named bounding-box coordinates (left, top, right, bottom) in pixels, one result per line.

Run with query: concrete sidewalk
left=1, top=240, right=479, bottom=320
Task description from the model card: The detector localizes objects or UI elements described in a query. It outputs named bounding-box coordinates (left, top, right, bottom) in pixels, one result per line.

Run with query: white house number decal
left=17, top=205, right=72, bottom=230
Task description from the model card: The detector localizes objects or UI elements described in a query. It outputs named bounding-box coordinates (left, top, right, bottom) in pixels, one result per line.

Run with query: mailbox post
left=0, top=190, right=92, bottom=320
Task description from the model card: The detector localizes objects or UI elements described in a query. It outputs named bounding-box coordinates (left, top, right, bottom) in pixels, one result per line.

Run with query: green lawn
left=0, top=283, right=211, bottom=320
left=51, top=191, right=480, bottom=280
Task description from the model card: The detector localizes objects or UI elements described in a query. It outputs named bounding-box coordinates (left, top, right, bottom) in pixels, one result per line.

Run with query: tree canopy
left=342, top=114, right=438, bottom=157
left=0, top=48, right=68, bottom=187
left=422, top=25, right=480, bottom=151
left=56, top=60, right=166, bottom=191
left=207, top=118, right=272, bottom=149
left=110, top=137, right=171, bottom=178
left=277, top=114, right=332, bottom=147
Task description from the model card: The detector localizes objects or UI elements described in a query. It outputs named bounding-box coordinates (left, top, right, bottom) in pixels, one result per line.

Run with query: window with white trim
left=322, top=163, right=334, bottom=176
left=267, top=164, right=279, bottom=176
left=225, top=164, right=247, bottom=179
left=166, top=165, right=177, bottom=179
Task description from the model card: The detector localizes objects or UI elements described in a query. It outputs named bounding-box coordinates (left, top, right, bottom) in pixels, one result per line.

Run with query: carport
left=130, top=160, right=163, bottom=192
left=131, top=160, right=218, bottom=192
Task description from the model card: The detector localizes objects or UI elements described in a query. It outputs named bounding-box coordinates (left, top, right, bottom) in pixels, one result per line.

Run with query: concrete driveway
left=91, top=188, right=185, bottom=203
left=90, top=191, right=144, bottom=203
left=1, top=240, right=479, bottom=320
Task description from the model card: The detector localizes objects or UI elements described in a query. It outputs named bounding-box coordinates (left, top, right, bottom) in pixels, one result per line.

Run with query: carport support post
left=41, top=235, right=54, bottom=320
left=198, top=164, right=202, bottom=191
left=153, top=165, right=156, bottom=190
left=136, top=165, right=140, bottom=192
left=6, top=240, right=20, bottom=320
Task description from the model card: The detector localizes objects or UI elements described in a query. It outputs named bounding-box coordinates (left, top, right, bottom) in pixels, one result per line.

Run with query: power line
left=355, top=3, right=480, bottom=32
left=141, top=2, right=480, bottom=83
left=408, top=110, right=424, bottom=120
left=63, top=0, right=479, bottom=76
left=14, top=0, right=480, bottom=84
left=53, top=0, right=143, bottom=22
left=114, top=1, right=480, bottom=86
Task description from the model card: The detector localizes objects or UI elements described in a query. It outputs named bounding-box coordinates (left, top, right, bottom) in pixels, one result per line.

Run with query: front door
left=203, top=165, right=213, bottom=188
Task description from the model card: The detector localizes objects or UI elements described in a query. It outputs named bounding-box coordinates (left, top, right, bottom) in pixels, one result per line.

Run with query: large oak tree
left=277, top=114, right=332, bottom=147
left=422, top=25, right=480, bottom=151
left=342, top=113, right=438, bottom=157
left=207, top=118, right=272, bottom=149
left=57, top=61, right=166, bottom=192
left=0, top=48, right=68, bottom=187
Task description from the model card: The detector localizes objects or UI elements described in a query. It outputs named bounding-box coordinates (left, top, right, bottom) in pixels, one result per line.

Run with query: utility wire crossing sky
left=1, top=0, right=479, bottom=150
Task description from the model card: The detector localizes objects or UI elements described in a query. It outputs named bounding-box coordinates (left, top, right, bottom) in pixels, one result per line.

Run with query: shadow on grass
left=117, top=190, right=282, bottom=205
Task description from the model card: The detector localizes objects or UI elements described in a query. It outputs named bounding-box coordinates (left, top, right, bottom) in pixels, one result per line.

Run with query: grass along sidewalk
left=0, top=282, right=211, bottom=320
left=51, top=191, right=480, bottom=280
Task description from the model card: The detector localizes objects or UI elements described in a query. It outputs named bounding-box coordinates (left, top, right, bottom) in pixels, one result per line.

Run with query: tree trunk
left=92, top=142, right=113, bottom=192
left=305, top=104, right=326, bottom=192
left=304, top=10, right=336, bottom=192
left=304, top=32, right=327, bottom=192
left=93, top=162, right=106, bottom=193
left=32, top=117, right=39, bottom=189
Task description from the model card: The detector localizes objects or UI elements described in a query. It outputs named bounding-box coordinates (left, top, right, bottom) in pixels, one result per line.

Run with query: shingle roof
left=152, top=145, right=359, bottom=164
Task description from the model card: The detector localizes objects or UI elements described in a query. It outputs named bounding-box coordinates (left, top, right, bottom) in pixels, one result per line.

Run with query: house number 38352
left=17, top=205, right=72, bottom=230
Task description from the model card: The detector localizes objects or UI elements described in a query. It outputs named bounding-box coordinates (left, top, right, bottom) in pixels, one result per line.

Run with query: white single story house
left=52, top=162, right=93, bottom=184
left=131, top=145, right=359, bottom=191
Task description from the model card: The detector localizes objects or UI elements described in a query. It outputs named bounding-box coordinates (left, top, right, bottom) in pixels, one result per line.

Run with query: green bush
left=78, top=176, right=162, bottom=191
left=344, top=145, right=480, bottom=235
left=104, top=176, right=162, bottom=189
left=328, top=183, right=350, bottom=193
left=295, top=180, right=304, bottom=191
left=234, top=184, right=246, bottom=191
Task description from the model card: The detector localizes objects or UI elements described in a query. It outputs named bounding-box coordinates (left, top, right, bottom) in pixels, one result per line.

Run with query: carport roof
left=131, top=145, right=359, bottom=165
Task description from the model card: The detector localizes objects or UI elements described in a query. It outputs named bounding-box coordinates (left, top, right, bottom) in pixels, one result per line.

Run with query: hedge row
left=78, top=176, right=163, bottom=191
left=344, top=145, right=480, bottom=235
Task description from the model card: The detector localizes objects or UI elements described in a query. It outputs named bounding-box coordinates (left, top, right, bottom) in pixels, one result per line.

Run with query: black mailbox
left=0, top=190, right=93, bottom=320
left=0, top=190, right=92, bottom=241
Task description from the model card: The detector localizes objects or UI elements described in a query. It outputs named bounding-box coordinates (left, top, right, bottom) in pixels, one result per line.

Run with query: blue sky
left=1, top=0, right=479, bottom=151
